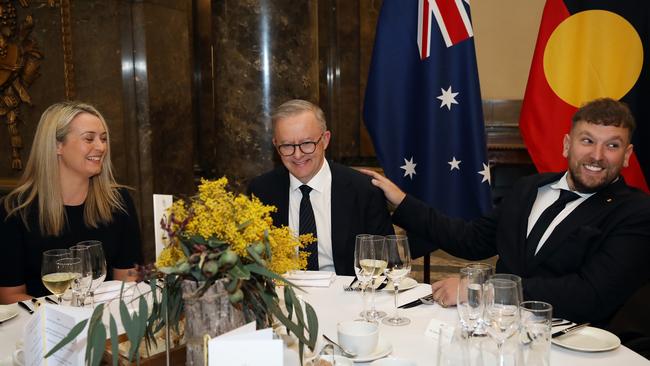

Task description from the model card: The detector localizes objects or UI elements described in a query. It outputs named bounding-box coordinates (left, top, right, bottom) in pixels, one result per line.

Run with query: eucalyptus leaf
left=246, top=245, right=265, bottom=266
left=189, top=235, right=207, bottom=245
left=85, top=303, right=105, bottom=362
left=229, top=263, right=251, bottom=280
left=226, top=278, right=239, bottom=293
left=207, top=238, right=227, bottom=248
left=109, top=315, right=119, bottom=366
left=43, top=319, right=88, bottom=358
left=237, top=219, right=252, bottom=230
left=304, top=302, right=319, bottom=348
left=245, top=263, right=304, bottom=290
left=88, top=320, right=107, bottom=366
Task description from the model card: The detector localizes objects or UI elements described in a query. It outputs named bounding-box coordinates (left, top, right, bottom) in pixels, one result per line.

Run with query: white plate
left=351, top=338, right=392, bottom=363
left=384, top=277, right=418, bottom=292
left=370, top=357, right=416, bottom=366
left=551, top=326, right=621, bottom=352
left=313, top=355, right=353, bottom=366
left=0, top=304, right=18, bottom=323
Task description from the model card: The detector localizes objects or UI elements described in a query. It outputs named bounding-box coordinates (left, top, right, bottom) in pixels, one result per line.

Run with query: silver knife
left=17, top=301, right=33, bottom=315
left=551, top=322, right=590, bottom=338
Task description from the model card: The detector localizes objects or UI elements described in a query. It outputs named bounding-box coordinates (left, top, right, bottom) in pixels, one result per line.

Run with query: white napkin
left=283, top=271, right=336, bottom=287
left=93, top=281, right=136, bottom=303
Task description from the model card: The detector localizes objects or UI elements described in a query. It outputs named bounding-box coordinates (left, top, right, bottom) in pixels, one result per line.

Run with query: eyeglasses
left=276, top=133, right=324, bottom=156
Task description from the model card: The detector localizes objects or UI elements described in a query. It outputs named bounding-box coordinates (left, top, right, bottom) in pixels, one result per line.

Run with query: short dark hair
left=572, top=98, right=636, bottom=139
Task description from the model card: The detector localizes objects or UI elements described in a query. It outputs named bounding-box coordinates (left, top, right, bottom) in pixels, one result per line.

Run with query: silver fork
left=343, top=278, right=360, bottom=291
left=420, top=293, right=435, bottom=304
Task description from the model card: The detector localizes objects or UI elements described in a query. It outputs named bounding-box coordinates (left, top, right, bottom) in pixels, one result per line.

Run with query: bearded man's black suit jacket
left=393, top=172, right=650, bottom=326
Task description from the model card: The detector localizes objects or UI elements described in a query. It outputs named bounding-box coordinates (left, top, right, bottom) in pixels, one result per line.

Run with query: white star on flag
left=478, top=162, right=491, bottom=185
left=448, top=157, right=461, bottom=171
left=401, top=157, right=417, bottom=179
left=437, top=86, right=459, bottom=110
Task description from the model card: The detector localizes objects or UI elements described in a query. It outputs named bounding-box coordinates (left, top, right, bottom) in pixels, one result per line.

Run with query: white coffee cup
left=12, top=348, right=24, bottom=366
left=337, top=320, right=379, bottom=357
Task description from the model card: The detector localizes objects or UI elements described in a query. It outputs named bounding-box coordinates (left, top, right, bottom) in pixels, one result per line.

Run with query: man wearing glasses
left=248, top=99, right=394, bottom=275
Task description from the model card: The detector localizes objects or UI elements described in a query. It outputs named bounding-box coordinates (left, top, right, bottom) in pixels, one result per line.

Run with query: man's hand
left=358, top=168, right=407, bottom=207
left=430, top=276, right=460, bottom=308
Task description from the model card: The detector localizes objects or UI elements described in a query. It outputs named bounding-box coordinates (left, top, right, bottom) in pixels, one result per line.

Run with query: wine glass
left=354, top=234, right=374, bottom=318
left=357, top=235, right=387, bottom=321
left=457, top=266, right=486, bottom=338
left=41, top=249, right=72, bottom=303
left=69, top=245, right=93, bottom=306
left=467, top=262, right=494, bottom=336
left=485, top=278, right=521, bottom=365
left=490, top=273, right=523, bottom=305
left=80, top=240, right=107, bottom=307
left=382, top=235, right=411, bottom=326
left=56, top=257, right=82, bottom=304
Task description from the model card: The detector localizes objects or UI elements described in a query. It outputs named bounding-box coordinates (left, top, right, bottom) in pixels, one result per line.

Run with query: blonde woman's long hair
left=3, top=101, right=126, bottom=236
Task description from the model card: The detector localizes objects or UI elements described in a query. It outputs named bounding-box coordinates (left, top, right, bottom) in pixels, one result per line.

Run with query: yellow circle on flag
left=543, top=10, right=643, bottom=107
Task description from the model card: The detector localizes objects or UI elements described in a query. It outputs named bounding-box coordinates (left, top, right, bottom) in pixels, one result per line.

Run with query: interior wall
left=473, top=0, right=546, bottom=100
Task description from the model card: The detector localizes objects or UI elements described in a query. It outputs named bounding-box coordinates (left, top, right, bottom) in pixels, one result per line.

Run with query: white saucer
left=0, top=304, right=18, bottom=323
left=316, top=355, right=353, bottom=366
left=384, top=277, right=418, bottom=292
left=351, top=338, right=392, bottom=363
left=370, top=357, right=416, bottom=366
left=552, top=326, right=621, bottom=352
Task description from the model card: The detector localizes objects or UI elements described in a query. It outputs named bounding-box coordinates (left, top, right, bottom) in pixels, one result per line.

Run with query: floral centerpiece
left=46, top=178, right=319, bottom=366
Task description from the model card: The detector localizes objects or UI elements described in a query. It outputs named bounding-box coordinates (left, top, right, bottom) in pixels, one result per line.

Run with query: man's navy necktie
left=299, top=185, right=319, bottom=270
left=526, top=189, right=580, bottom=257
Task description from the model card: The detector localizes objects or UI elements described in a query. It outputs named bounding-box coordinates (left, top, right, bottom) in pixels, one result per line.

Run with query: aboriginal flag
left=520, top=0, right=650, bottom=192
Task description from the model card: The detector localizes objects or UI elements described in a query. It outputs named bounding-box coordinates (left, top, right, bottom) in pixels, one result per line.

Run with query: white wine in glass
left=357, top=235, right=387, bottom=321
left=383, top=235, right=411, bottom=326
left=354, top=234, right=373, bottom=318
left=41, top=249, right=72, bottom=303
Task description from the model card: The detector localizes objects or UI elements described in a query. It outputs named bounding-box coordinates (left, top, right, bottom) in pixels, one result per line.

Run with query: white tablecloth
left=1, top=277, right=649, bottom=365
left=296, top=276, right=650, bottom=366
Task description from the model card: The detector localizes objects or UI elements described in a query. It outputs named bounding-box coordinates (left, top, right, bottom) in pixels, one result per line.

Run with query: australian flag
left=364, top=0, right=492, bottom=227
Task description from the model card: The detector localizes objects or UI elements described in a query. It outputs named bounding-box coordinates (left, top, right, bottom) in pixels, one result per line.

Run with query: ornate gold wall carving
left=0, top=0, right=55, bottom=170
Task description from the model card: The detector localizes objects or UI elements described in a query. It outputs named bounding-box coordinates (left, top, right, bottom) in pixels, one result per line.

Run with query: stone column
left=211, top=0, right=319, bottom=190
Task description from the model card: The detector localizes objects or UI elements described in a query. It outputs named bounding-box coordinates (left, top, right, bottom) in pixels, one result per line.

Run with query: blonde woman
left=0, top=101, right=142, bottom=303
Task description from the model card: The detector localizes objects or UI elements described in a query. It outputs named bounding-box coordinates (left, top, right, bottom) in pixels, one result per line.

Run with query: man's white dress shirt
left=288, top=160, right=334, bottom=272
left=527, top=173, right=594, bottom=254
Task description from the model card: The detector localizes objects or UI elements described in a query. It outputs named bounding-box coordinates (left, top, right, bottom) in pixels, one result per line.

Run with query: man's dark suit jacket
left=393, top=172, right=650, bottom=326
left=248, top=162, right=394, bottom=275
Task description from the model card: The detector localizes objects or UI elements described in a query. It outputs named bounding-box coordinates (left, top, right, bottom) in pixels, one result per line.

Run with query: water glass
left=491, top=273, right=524, bottom=304
left=79, top=240, right=107, bottom=307
left=466, top=263, right=493, bottom=335
left=69, top=245, right=93, bottom=306
left=457, top=266, right=486, bottom=337
left=485, top=278, right=520, bottom=363
left=519, top=301, right=552, bottom=366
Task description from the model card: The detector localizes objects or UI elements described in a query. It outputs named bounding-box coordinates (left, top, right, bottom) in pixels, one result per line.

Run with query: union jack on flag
left=364, top=0, right=490, bottom=256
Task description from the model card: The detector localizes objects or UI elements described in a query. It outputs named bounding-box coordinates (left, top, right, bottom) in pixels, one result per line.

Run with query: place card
left=424, top=318, right=455, bottom=344
left=153, top=194, right=173, bottom=258
left=24, top=303, right=93, bottom=366
left=208, top=321, right=283, bottom=366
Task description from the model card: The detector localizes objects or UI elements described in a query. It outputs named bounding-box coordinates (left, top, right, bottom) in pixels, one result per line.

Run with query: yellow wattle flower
left=157, top=177, right=308, bottom=274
